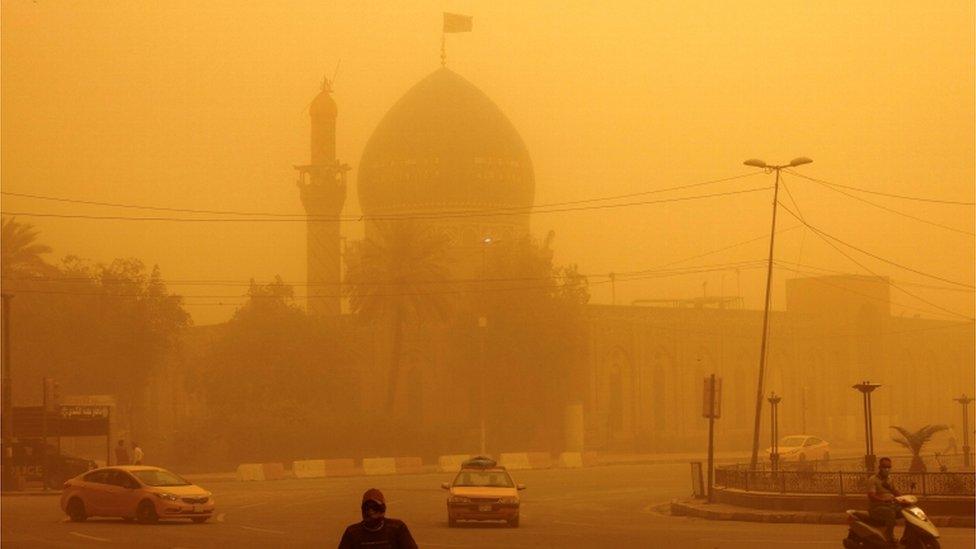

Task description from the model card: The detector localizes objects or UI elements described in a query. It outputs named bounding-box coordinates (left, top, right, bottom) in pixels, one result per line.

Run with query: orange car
left=441, top=458, right=525, bottom=527
left=60, top=466, right=215, bottom=524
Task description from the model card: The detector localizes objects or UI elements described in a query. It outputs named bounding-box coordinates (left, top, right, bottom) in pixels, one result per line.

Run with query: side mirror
left=440, top=482, right=450, bottom=490
left=516, top=484, right=526, bottom=491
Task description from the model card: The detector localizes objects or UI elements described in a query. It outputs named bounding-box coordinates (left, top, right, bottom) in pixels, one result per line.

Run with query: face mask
left=879, top=467, right=891, bottom=478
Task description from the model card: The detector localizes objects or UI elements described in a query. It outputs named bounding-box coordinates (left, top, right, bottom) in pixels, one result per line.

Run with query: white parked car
left=767, top=435, right=830, bottom=462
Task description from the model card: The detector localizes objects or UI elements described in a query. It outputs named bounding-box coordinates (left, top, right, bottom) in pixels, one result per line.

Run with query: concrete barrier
left=236, top=463, right=265, bottom=482
left=500, top=453, right=532, bottom=470
left=293, top=459, right=327, bottom=479
left=582, top=451, right=600, bottom=467
left=363, top=457, right=397, bottom=476
left=438, top=454, right=471, bottom=473
left=394, top=457, right=424, bottom=475
left=323, top=458, right=361, bottom=477
left=262, top=462, right=288, bottom=480
left=557, top=452, right=583, bottom=468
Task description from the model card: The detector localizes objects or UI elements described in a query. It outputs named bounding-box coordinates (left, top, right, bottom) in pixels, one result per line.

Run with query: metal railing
left=720, top=452, right=975, bottom=474
left=714, top=468, right=975, bottom=497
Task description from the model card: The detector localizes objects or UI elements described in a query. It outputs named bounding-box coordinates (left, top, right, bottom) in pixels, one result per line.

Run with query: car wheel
left=823, top=451, right=830, bottom=462
left=66, top=498, right=87, bottom=522
left=191, top=517, right=209, bottom=524
left=798, top=453, right=806, bottom=462
left=136, top=500, right=159, bottom=524
left=508, top=515, right=519, bottom=528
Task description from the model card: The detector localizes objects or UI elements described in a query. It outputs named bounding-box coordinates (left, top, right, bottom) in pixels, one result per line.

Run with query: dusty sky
left=2, top=1, right=973, bottom=325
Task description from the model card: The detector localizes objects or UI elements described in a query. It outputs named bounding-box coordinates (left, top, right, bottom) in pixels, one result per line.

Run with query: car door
left=81, top=470, right=112, bottom=515
left=111, top=470, right=143, bottom=517
left=102, top=470, right=136, bottom=516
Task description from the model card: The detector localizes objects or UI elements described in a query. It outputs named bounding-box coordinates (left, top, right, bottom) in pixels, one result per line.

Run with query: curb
left=1, top=490, right=62, bottom=497
left=670, top=500, right=976, bottom=528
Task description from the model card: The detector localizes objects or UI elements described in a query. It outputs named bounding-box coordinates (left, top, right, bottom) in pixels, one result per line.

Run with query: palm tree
left=890, top=424, right=948, bottom=472
left=1, top=216, right=56, bottom=278
left=343, top=221, right=451, bottom=414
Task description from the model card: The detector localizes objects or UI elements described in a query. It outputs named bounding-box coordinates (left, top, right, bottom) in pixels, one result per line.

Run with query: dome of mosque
left=357, top=68, right=534, bottom=214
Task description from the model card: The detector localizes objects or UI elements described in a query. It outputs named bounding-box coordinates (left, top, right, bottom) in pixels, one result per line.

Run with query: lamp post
left=2, top=293, right=12, bottom=444
left=478, top=236, right=496, bottom=456
left=744, top=156, right=813, bottom=470
left=767, top=392, right=782, bottom=471
left=853, top=381, right=882, bottom=471
left=955, top=394, right=973, bottom=468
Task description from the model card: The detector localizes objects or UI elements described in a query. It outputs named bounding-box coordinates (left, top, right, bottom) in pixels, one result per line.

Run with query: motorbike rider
left=866, top=457, right=902, bottom=545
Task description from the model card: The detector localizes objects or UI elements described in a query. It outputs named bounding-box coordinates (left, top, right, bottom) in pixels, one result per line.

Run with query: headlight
left=154, top=492, right=179, bottom=502
left=906, top=507, right=928, bottom=521
left=448, top=496, right=470, bottom=503
left=498, top=497, right=518, bottom=504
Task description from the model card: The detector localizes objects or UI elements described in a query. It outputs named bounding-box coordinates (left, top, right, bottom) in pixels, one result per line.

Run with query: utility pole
left=955, top=394, right=973, bottom=468
left=767, top=392, right=781, bottom=471
left=2, top=293, right=12, bottom=444
left=743, top=157, right=812, bottom=470
left=478, top=236, right=495, bottom=456
left=853, top=381, right=882, bottom=471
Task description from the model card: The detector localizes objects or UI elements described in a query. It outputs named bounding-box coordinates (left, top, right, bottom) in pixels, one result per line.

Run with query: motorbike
left=843, top=495, right=940, bottom=548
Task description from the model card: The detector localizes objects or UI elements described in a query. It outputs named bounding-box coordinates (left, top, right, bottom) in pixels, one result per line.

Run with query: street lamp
left=853, top=381, right=882, bottom=471
left=478, top=236, right=496, bottom=456
left=767, top=392, right=782, bottom=471
left=745, top=156, right=813, bottom=470
left=954, top=394, right=974, bottom=468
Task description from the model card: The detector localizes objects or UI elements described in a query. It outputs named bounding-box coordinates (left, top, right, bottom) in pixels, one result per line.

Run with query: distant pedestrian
left=943, top=426, right=958, bottom=455
left=338, top=488, right=416, bottom=549
left=131, top=442, right=144, bottom=465
left=115, top=439, right=130, bottom=465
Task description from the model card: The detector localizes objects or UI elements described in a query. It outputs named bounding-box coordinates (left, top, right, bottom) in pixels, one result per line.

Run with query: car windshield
left=132, top=469, right=191, bottom=487
left=780, top=436, right=807, bottom=447
left=453, top=470, right=514, bottom=488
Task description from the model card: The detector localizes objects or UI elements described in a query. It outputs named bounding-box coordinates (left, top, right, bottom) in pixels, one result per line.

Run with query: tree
left=201, top=276, right=353, bottom=464
left=890, top=424, right=949, bottom=472
left=343, top=221, right=451, bottom=414
left=1, top=216, right=57, bottom=278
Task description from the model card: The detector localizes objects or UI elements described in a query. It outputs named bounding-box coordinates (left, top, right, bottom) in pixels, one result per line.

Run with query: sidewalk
left=670, top=499, right=976, bottom=528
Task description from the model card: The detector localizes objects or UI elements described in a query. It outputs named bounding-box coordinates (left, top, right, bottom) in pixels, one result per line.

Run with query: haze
left=3, top=1, right=972, bottom=324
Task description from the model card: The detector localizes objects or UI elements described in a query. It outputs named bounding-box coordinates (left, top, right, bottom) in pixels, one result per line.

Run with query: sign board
left=59, top=406, right=110, bottom=419
left=702, top=376, right=722, bottom=419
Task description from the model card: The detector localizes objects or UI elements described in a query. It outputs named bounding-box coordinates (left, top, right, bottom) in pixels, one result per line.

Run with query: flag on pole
left=443, top=12, right=473, bottom=33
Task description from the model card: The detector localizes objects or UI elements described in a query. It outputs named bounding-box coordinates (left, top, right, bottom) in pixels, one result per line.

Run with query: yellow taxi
left=441, top=457, right=525, bottom=527
left=60, top=466, right=215, bottom=524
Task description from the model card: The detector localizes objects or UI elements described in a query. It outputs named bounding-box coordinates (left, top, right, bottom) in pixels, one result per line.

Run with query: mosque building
left=291, top=65, right=973, bottom=455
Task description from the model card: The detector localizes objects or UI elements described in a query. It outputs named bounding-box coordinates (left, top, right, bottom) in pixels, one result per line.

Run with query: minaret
left=296, top=78, right=348, bottom=316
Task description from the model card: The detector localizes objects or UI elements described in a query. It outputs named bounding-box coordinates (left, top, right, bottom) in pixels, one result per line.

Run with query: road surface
left=3, top=463, right=973, bottom=548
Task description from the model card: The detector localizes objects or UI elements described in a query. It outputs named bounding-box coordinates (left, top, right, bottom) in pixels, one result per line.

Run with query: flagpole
left=441, top=31, right=446, bottom=67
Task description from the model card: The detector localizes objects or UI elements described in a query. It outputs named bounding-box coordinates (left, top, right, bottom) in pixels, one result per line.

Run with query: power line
left=778, top=202, right=975, bottom=321
left=772, top=259, right=975, bottom=293
left=779, top=204, right=974, bottom=290
left=0, top=186, right=772, bottom=223
left=798, top=174, right=974, bottom=236
left=0, top=172, right=761, bottom=221
left=771, top=260, right=972, bottom=321
left=3, top=260, right=770, bottom=300
left=786, top=171, right=976, bottom=206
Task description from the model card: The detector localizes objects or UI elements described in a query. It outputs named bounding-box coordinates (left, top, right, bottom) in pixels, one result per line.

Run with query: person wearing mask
left=338, top=488, right=416, bottom=549
left=867, top=457, right=901, bottom=545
